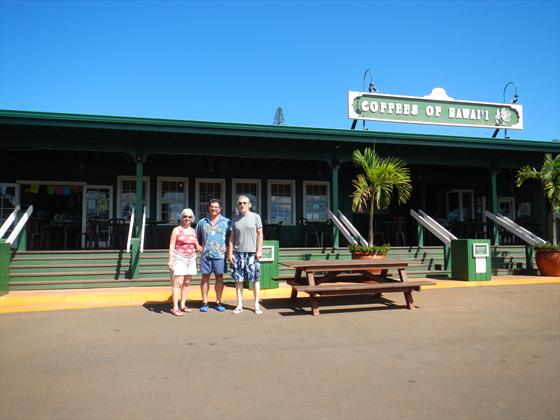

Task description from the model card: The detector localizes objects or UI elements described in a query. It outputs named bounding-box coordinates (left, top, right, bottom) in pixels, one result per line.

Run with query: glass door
left=86, top=185, right=113, bottom=220
left=446, top=190, right=474, bottom=223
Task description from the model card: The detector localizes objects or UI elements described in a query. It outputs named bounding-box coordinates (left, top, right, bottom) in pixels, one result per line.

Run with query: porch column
left=418, top=182, right=426, bottom=246
left=331, top=160, right=340, bottom=247
left=135, top=154, right=144, bottom=237
left=490, top=169, right=500, bottom=245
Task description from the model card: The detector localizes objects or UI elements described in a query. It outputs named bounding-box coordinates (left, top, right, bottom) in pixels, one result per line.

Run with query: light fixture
left=362, top=68, right=378, bottom=130
left=492, top=81, right=519, bottom=139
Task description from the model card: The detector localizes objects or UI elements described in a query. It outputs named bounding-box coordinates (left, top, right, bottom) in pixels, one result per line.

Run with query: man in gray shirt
left=228, top=195, right=263, bottom=315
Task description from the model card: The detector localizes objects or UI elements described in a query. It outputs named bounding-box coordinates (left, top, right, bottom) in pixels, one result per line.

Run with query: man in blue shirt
left=195, top=199, right=231, bottom=312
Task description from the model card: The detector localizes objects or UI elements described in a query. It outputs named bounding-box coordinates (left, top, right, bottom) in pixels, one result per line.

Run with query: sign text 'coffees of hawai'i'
left=348, top=88, right=523, bottom=130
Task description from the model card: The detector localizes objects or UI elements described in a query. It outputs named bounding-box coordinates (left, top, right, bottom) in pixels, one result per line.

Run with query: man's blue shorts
left=200, top=254, right=227, bottom=276
left=231, top=252, right=260, bottom=283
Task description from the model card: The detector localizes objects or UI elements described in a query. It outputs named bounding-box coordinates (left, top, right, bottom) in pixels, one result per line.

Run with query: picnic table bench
left=279, top=259, right=435, bottom=316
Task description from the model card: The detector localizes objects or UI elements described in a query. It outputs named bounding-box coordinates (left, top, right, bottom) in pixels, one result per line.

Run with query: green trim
left=0, top=241, right=10, bottom=296
left=1, top=109, right=558, bottom=152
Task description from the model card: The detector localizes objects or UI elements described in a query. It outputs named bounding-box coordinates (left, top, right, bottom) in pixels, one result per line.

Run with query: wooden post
left=331, top=160, right=340, bottom=248
left=135, top=154, right=144, bottom=237
left=0, top=241, right=10, bottom=296
left=128, top=237, right=141, bottom=279
left=490, top=169, right=500, bottom=245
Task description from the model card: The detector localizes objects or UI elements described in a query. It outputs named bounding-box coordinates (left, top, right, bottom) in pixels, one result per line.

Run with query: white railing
left=140, top=206, right=147, bottom=253
left=0, top=205, right=20, bottom=239
left=327, top=209, right=359, bottom=245
left=484, top=211, right=546, bottom=246
left=126, top=207, right=135, bottom=253
left=410, top=209, right=457, bottom=245
left=125, top=206, right=147, bottom=253
left=336, top=210, right=368, bottom=246
left=5, top=205, right=33, bottom=246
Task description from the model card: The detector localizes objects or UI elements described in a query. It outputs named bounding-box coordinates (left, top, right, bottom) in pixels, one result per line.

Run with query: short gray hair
left=180, top=208, right=196, bottom=223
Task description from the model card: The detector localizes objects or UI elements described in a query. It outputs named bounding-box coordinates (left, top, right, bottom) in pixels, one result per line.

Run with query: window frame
left=302, top=181, right=331, bottom=222
left=156, top=176, right=188, bottom=224
left=267, top=179, right=296, bottom=225
left=232, top=178, right=261, bottom=215
left=195, top=178, right=226, bottom=220
left=116, top=176, right=150, bottom=220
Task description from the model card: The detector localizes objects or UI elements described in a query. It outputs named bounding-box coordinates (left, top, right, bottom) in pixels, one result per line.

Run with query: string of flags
left=24, top=184, right=82, bottom=195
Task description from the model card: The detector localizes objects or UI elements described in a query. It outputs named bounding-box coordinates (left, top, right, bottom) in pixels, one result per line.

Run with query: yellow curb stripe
left=1, top=278, right=558, bottom=314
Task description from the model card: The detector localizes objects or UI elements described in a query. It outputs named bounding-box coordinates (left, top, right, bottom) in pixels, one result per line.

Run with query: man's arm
left=256, top=227, right=263, bottom=260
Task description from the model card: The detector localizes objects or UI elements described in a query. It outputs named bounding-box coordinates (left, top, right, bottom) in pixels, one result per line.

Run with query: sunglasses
left=238, top=201, right=248, bottom=205
left=182, top=215, right=193, bottom=219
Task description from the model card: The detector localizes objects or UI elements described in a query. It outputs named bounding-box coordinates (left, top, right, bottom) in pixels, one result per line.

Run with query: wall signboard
left=348, top=88, right=523, bottom=130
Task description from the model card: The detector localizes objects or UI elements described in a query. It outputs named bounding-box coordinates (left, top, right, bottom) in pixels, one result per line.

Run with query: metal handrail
left=327, top=209, right=357, bottom=245
left=484, top=211, right=545, bottom=246
left=140, top=206, right=147, bottom=253
left=337, top=210, right=368, bottom=246
left=418, top=210, right=458, bottom=241
left=5, top=205, right=33, bottom=246
left=410, top=209, right=456, bottom=245
left=0, top=205, right=20, bottom=239
left=126, top=207, right=135, bottom=253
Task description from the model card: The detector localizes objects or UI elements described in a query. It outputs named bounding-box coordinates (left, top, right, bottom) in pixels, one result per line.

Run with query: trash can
left=245, top=240, right=279, bottom=289
left=451, top=239, right=491, bottom=281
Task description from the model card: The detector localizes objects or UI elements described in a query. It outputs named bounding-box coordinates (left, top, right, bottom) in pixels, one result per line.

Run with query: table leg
left=307, top=272, right=316, bottom=286
left=294, top=268, right=303, bottom=283
left=309, top=293, right=320, bottom=316
left=290, top=287, right=298, bottom=301
left=398, top=268, right=409, bottom=282
left=404, top=290, right=415, bottom=310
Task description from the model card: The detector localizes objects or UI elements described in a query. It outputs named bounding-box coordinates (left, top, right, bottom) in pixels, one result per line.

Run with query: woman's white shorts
left=172, top=254, right=197, bottom=276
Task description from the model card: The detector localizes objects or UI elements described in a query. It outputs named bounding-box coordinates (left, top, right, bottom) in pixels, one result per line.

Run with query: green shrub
left=534, top=242, right=560, bottom=252
left=348, top=243, right=390, bottom=256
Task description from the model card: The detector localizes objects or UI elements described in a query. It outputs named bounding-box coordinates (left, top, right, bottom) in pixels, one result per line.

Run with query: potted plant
left=350, top=147, right=412, bottom=268
left=515, top=153, right=560, bottom=276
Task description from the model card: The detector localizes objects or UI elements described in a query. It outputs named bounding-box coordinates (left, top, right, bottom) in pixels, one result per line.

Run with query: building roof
left=1, top=109, right=558, bottom=154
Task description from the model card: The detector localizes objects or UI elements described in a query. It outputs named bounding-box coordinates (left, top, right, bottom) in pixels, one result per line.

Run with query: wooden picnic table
left=279, top=259, right=435, bottom=316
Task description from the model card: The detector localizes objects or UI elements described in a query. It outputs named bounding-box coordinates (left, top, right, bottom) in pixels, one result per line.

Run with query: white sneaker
left=255, top=308, right=263, bottom=315
left=232, top=307, right=243, bottom=315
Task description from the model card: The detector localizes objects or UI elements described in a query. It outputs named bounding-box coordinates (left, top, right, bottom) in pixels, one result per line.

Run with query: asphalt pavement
left=1, top=283, right=559, bottom=420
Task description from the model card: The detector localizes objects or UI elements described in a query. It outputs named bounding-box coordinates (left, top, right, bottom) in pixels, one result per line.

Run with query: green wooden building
left=0, top=110, right=558, bottom=290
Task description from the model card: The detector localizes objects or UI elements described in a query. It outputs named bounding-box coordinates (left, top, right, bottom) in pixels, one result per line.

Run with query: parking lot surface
left=1, top=283, right=559, bottom=420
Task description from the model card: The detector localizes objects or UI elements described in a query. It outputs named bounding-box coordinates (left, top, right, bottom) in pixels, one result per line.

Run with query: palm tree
left=351, top=147, right=412, bottom=247
left=515, top=153, right=560, bottom=245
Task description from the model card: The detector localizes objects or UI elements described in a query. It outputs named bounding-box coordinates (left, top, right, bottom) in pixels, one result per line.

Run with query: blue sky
left=1, top=0, right=559, bottom=141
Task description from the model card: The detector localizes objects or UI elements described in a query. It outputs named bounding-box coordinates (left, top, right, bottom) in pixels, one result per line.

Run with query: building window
left=195, top=179, right=225, bottom=220
left=117, top=176, right=150, bottom=219
left=232, top=179, right=261, bottom=215
left=0, top=183, right=19, bottom=226
left=157, top=177, right=188, bottom=224
left=86, top=185, right=113, bottom=220
left=268, top=180, right=295, bottom=225
left=303, top=181, right=330, bottom=221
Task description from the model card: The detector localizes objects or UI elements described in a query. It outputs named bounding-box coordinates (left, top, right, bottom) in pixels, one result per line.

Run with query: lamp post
left=492, top=82, right=519, bottom=139
left=361, top=68, right=378, bottom=130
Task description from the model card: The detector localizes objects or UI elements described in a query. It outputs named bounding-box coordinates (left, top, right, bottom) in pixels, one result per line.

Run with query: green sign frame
left=473, top=243, right=490, bottom=258
left=260, top=245, right=275, bottom=262
left=348, top=90, right=523, bottom=130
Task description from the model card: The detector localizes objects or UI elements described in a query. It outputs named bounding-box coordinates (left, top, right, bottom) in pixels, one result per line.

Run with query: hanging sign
left=348, top=88, right=523, bottom=130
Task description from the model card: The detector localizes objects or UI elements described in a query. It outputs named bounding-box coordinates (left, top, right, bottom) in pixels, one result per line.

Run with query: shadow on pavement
left=261, top=295, right=411, bottom=316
